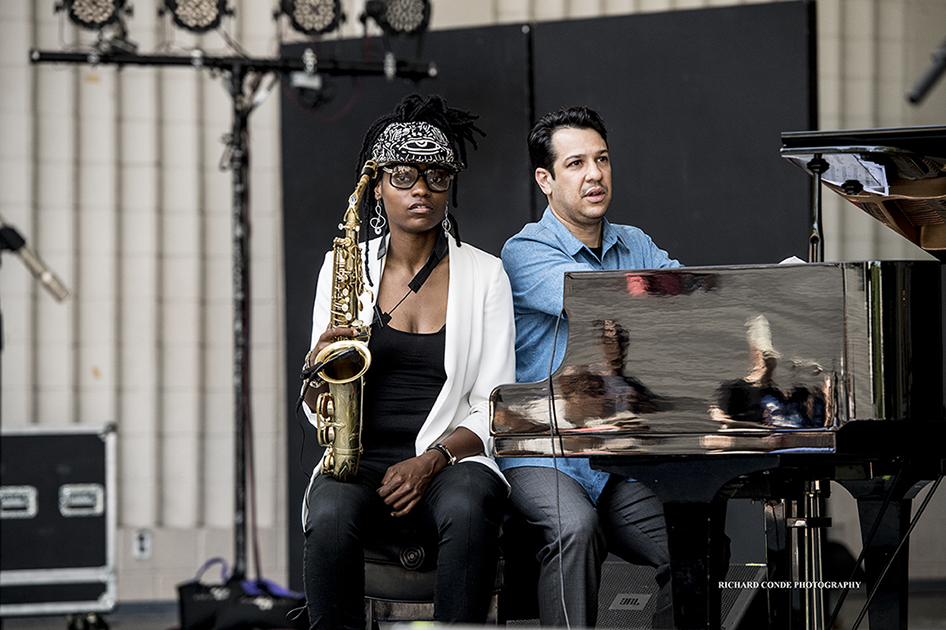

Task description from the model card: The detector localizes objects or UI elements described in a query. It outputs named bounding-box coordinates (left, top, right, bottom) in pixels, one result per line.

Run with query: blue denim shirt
left=498, top=207, right=681, bottom=502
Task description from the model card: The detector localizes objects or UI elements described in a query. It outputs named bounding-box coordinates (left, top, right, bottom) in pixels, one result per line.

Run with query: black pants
left=303, top=463, right=505, bottom=630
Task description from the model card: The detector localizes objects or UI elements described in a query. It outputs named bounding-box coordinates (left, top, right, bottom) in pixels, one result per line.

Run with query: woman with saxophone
left=300, top=94, right=515, bottom=629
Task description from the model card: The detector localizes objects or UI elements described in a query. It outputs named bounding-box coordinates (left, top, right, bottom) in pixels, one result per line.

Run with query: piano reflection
left=490, top=126, right=946, bottom=630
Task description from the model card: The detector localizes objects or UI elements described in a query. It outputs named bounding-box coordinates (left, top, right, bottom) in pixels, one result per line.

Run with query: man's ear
left=535, top=168, right=553, bottom=196
left=374, top=180, right=383, bottom=200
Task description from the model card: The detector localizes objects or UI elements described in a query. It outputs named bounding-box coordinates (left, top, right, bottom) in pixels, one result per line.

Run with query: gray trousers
left=504, top=466, right=673, bottom=628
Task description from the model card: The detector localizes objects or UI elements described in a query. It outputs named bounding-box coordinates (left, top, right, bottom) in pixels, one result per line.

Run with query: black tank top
left=358, top=323, right=447, bottom=473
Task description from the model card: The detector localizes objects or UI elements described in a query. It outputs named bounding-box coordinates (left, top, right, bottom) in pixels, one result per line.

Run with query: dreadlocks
left=355, top=94, right=485, bottom=248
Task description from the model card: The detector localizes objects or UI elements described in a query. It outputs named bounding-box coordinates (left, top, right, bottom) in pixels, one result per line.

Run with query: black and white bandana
left=370, top=122, right=462, bottom=170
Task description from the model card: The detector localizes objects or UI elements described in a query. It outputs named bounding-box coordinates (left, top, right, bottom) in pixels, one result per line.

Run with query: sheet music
left=818, top=153, right=889, bottom=195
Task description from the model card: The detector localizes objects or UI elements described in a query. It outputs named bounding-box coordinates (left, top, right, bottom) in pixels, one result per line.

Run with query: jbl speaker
left=597, top=560, right=766, bottom=629
left=502, top=560, right=766, bottom=629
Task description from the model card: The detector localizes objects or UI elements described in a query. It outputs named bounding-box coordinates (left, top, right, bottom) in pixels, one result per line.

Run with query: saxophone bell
left=312, top=338, right=371, bottom=384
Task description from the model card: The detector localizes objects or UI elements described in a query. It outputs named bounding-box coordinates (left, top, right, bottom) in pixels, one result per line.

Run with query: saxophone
left=311, top=160, right=377, bottom=481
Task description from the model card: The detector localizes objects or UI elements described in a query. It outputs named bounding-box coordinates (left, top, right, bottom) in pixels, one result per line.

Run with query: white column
left=201, top=71, right=235, bottom=531
left=160, top=58, right=205, bottom=529
left=118, top=1, right=162, bottom=528
left=0, top=0, right=38, bottom=425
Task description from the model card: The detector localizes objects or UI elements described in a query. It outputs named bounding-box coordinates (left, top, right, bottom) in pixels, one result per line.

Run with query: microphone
left=300, top=346, right=359, bottom=382
left=0, top=216, right=70, bottom=302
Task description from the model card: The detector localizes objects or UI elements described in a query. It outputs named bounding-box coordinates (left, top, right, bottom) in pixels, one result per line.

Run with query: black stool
left=363, top=523, right=502, bottom=629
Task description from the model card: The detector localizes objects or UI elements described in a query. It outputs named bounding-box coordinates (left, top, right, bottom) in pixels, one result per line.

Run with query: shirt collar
left=539, top=206, right=618, bottom=258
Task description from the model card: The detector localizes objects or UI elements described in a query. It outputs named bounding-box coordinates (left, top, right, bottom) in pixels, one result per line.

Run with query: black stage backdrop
left=281, top=2, right=813, bottom=591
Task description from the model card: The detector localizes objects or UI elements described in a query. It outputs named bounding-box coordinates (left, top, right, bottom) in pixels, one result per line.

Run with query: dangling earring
left=442, top=211, right=452, bottom=235
left=371, top=198, right=387, bottom=235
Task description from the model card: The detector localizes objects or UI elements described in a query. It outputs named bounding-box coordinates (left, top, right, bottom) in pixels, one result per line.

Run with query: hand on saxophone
left=302, top=326, right=360, bottom=411
left=306, top=326, right=359, bottom=367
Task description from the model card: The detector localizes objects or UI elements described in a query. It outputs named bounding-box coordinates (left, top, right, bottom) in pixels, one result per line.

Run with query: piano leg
left=839, top=475, right=928, bottom=630
left=663, top=500, right=729, bottom=630
left=763, top=499, right=792, bottom=627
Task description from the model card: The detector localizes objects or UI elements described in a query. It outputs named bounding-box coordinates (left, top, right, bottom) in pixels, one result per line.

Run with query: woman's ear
left=374, top=180, right=382, bottom=200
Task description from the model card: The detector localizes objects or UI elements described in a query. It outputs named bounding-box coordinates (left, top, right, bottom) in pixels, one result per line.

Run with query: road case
left=0, top=424, right=117, bottom=617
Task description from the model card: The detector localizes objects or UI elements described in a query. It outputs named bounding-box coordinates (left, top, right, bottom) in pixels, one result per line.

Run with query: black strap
left=374, top=229, right=449, bottom=328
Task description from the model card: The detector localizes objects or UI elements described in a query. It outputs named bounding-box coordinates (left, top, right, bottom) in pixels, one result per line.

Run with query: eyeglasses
left=383, top=164, right=454, bottom=193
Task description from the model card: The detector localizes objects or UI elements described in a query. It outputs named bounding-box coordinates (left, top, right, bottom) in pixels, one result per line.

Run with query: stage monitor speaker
left=597, top=560, right=766, bottom=630
left=501, top=560, right=766, bottom=629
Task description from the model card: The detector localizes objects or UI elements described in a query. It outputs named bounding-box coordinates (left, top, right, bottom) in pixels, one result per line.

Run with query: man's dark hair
left=527, top=106, right=608, bottom=177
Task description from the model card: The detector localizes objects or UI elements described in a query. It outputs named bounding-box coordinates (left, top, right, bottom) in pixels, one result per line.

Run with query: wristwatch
left=426, top=442, right=456, bottom=466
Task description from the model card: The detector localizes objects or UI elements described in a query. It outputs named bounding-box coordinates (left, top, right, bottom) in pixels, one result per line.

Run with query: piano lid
left=781, top=125, right=946, bottom=255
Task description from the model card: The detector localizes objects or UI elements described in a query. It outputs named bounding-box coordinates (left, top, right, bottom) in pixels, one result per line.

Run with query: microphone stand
left=907, top=36, right=946, bottom=105
left=0, top=219, right=71, bottom=424
left=29, top=47, right=434, bottom=581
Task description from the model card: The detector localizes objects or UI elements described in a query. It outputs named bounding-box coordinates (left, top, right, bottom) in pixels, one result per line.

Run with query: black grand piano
left=490, top=126, right=946, bottom=630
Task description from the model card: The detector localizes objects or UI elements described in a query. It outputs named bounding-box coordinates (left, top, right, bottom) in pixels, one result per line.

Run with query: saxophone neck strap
left=374, top=228, right=449, bottom=328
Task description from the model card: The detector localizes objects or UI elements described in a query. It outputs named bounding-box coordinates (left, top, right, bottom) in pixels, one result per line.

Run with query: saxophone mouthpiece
left=361, top=160, right=377, bottom=178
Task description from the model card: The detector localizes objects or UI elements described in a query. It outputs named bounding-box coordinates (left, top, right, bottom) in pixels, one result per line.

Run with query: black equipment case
left=0, top=424, right=117, bottom=617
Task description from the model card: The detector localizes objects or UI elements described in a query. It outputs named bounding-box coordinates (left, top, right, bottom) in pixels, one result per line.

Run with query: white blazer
left=301, top=235, right=516, bottom=525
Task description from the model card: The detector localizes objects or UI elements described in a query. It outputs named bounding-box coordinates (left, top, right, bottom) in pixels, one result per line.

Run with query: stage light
left=363, top=0, right=430, bottom=37
left=62, top=0, right=126, bottom=30
left=281, top=0, right=343, bottom=36
left=163, top=0, right=228, bottom=33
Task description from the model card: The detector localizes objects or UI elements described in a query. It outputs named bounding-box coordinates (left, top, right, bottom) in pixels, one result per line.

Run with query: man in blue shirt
left=500, top=106, right=681, bottom=628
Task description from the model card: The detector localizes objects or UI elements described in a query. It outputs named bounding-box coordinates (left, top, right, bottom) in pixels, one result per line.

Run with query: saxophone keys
left=319, top=426, right=336, bottom=445
left=322, top=451, right=336, bottom=474
left=317, top=392, right=334, bottom=419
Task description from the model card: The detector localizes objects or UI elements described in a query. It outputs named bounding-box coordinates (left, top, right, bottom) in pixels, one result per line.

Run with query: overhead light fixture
left=61, top=0, right=126, bottom=30
left=363, top=0, right=430, bottom=37
left=163, top=0, right=228, bottom=33
left=281, top=0, right=343, bottom=36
